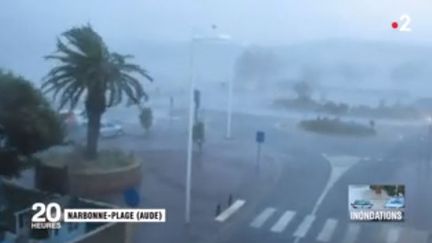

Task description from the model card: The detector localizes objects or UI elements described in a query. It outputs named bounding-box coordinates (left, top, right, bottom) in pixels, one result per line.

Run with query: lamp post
left=185, top=38, right=196, bottom=224
left=185, top=30, right=232, bottom=224
left=226, top=75, right=234, bottom=139
left=427, top=116, right=432, bottom=131
left=427, top=116, right=432, bottom=166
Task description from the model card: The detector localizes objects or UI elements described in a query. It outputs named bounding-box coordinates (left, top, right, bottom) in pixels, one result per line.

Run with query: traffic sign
left=256, top=131, right=265, bottom=143
left=123, top=188, right=140, bottom=207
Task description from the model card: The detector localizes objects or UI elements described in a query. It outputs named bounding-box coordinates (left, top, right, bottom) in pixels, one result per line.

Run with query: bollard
left=228, top=194, right=233, bottom=206
left=216, top=203, right=221, bottom=216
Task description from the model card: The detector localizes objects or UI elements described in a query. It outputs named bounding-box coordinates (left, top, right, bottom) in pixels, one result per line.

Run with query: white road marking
left=215, top=199, right=246, bottom=222
left=396, top=227, right=429, bottom=243
left=316, top=218, right=338, bottom=242
left=250, top=208, right=277, bottom=228
left=385, top=226, right=401, bottom=243
left=342, top=223, right=361, bottom=243
left=293, top=215, right=316, bottom=238
left=270, top=210, right=296, bottom=233
left=312, top=155, right=360, bottom=214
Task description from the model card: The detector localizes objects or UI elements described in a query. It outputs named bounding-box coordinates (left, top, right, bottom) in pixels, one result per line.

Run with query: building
left=0, top=180, right=133, bottom=243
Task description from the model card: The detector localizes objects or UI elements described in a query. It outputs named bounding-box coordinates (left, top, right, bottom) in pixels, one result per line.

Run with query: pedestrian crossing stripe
left=215, top=199, right=246, bottom=222
left=293, top=214, right=315, bottom=238
left=250, top=207, right=277, bottom=228
left=247, top=208, right=430, bottom=243
left=395, top=226, right=429, bottom=243
left=342, top=223, right=361, bottom=243
left=383, top=225, right=401, bottom=243
left=270, top=210, right=296, bottom=233
left=316, top=218, right=338, bottom=242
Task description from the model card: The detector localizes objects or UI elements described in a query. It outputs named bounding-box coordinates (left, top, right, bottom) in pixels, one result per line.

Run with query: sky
left=1, top=0, right=432, bottom=46
left=1, top=0, right=432, bottom=103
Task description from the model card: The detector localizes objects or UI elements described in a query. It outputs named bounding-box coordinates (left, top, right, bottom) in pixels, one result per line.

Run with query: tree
left=293, top=81, right=312, bottom=101
left=234, top=47, right=281, bottom=88
left=42, top=25, right=153, bottom=159
left=0, top=70, right=64, bottom=177
left=369, top=120, right=375, bottom=129
left=139, top=107, right=153, bottom=133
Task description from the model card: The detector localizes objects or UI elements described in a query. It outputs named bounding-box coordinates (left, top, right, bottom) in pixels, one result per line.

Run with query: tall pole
left=428, top=120, right=432, bottom=169
left=169, top=96, right=174, bottom=124
left=185, top=39, right=196, bottom=224
left=426, top=118, right=432, bottom=165
left=226, top=76, right=233, bottom=139
left=185, top=30, right=231, bottom=223
left=256, top=143, right=261, bottom=171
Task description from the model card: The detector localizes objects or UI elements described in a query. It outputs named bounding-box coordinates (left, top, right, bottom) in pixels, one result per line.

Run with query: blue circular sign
left=123, top=188, right=140, bottom=207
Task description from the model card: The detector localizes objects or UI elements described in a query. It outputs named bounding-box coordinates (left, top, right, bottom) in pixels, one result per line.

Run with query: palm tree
left=42, top=25, right=153, bottom=159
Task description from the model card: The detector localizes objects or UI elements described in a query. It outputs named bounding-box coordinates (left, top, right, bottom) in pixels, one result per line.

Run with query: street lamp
left=185, top=31, right=232, bottom=224
left=225, top=74, right=234, bottom=139
left=426, top=116, right=432, bottom=140
left=225, top=41, right=250, bottom=139
left=427, top=116, right=432, bottom=152
left=423, top=116, right=432, bottom=168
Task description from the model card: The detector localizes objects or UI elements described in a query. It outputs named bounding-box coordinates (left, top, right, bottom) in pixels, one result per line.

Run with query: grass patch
left=274, top=98, right=421, bottom=119
left=299, top=118, right=376, bottom=136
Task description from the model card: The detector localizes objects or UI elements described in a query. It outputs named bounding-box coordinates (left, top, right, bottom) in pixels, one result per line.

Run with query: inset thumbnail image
left=348, top=185, right=405, bottom=222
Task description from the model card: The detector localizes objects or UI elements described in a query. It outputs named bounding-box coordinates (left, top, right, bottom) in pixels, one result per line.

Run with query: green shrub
left=299, top=118, right=376, bottom=136
left=139, top=107, right=153, bottom=132
left=0, top=69, right=64, bottom=177
left=274, top=96, right=421, bottom=120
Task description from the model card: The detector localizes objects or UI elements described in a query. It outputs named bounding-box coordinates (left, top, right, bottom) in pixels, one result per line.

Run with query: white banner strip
left=63, top=209, right=166, bottom=223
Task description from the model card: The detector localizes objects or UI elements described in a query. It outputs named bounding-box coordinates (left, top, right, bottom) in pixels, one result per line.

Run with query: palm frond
left=58, top=82, right=82, bottom=110
left=43, top=25, right=153, bottom=112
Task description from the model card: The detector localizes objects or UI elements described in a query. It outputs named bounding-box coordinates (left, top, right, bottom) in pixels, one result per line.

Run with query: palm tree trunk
left=86, top=111, right=102, bottom=159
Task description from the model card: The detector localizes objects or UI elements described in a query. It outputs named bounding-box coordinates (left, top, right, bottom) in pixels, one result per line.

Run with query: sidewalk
left=94, top=140, right=281, bottom=243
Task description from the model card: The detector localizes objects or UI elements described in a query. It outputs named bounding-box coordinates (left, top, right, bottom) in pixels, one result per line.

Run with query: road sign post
left=185, top=30, right=231, bottom=224
left=169, top=96, right=174, bottom=124
left=256, top=131, right=265, bottom=171
left=226, top=77, right=234, bottom=139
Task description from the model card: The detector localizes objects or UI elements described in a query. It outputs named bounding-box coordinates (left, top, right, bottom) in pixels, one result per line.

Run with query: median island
left=299, top=117, right=376, bottom=136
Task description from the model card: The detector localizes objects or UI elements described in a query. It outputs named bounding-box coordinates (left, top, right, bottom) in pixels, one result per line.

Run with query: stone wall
left=69, top=162, right=142, bottom=197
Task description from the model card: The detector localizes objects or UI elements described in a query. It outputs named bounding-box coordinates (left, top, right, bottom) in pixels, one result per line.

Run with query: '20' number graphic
left=399, top=15, right=411, bottom=32
left=32, top=202, right=62, bottom=222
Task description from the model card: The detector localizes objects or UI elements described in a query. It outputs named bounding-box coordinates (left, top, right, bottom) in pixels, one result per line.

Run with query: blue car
left=385, top=197, right=405, bottom=209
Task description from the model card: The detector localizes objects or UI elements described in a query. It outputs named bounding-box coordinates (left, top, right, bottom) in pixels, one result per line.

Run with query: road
left=199, top=111, right=432, bottom=243
left=79, top=92, right=432, bottom=243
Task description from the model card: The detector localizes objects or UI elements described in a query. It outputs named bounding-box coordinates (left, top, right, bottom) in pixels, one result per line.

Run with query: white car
left=350, top=200, right=373, bottom=209
left=59, top=109, right=87, bottom=127
left=100, top=122, right=124, bottom=138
